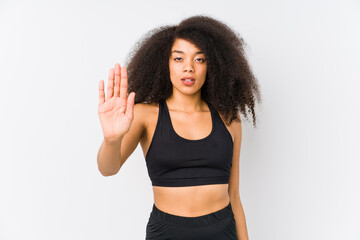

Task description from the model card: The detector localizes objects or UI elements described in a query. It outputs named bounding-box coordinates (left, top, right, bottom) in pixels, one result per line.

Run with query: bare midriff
left=152, top=183, right=230, bottom=217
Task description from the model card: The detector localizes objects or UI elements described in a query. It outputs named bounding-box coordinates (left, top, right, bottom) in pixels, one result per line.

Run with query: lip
left=181, top=77, right=195, bottom=81
left=181, top=79, right=195, bottom=86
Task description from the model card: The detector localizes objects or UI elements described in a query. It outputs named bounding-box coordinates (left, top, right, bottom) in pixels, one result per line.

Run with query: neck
left=166, top=94, right=205, bottom=113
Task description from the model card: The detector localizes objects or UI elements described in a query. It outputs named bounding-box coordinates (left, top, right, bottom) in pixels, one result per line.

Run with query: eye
left=173, top=57, right=206, bottom=62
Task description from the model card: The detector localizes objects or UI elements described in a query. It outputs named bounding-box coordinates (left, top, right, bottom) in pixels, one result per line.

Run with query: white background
left=0, top=0, right=359, bottom=239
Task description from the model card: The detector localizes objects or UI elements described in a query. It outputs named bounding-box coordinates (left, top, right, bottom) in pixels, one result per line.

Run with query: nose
left=183, top=60, right=194, bottom=72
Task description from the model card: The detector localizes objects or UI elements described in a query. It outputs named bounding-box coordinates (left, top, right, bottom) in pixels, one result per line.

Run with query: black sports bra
left=145, top=99, right=234, bottom=187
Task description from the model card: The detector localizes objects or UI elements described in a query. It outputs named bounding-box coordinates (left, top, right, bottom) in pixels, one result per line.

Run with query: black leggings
left=145, top=201, right=238, bottom=240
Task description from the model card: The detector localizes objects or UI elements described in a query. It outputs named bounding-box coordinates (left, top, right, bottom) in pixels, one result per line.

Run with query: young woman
left=97, top=15, right=261, bottom=240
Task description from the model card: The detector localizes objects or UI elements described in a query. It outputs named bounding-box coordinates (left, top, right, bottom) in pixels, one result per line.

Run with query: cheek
left=200, top=66, right=207, bottom=77
left=169, top=62, right=175, bottom=72
left=169, top=64, right=180, bottom=83
left=169, top=64, right=182, bottom=76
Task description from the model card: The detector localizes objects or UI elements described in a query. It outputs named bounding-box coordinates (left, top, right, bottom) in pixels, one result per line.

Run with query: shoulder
left=217, top=111, right=242, bottom=143
left=231, top=112, right=242, bottom=139
left=134, top=102, right=160, bottom=128
left=134, top=102, right=159, bottom=114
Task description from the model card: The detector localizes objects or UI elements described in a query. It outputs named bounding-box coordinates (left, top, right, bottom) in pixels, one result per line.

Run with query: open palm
left=98, top=63, right=135, bottom=142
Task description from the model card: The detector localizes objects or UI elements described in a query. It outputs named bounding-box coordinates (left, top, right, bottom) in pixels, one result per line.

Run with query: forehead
left=171, top=38, right=202, bottom=53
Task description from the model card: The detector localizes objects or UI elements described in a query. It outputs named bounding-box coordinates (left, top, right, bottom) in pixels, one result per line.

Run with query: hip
left=146, top=201, right=238, bottom=240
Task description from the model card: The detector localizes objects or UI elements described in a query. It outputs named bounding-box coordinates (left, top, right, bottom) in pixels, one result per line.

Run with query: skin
left=98, top=38, right=249, bottom=239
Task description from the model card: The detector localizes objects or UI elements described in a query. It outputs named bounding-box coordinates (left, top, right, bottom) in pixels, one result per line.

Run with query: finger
left=126, top=92, right=135, bottom=119
left=107, top=68, right=115, bottom=100
left=99, top=80, right=105, bottom=104
left=120, top=66, right=128, bottom=101
left=114, top=63, right=121, bottom=97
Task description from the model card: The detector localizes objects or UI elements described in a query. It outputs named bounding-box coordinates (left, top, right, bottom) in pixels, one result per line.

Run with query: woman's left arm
left=228, top=116, right=249, bottom=240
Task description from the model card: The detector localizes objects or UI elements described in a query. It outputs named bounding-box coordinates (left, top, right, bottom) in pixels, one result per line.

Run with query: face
left=169, top=38, right=207, bottom=95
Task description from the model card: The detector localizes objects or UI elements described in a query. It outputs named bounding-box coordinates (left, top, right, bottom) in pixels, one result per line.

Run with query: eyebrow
left=172, top=50, right=204, bottom=54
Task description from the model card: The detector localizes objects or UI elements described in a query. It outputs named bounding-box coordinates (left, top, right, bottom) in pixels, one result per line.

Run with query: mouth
left=181, top=77, right=195, bottom=82
left=181, top=77, right=195, bottom=86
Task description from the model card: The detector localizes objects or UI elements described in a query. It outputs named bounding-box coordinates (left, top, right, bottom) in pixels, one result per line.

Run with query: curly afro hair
left=124, top=15, right=262, bottom=127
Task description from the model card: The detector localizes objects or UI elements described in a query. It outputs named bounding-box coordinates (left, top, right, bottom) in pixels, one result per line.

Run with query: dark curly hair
left=124, top=15, right=262, bottom=127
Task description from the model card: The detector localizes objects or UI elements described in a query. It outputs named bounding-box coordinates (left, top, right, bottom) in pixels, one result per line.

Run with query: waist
left=152, top=183, right=230, bottom=217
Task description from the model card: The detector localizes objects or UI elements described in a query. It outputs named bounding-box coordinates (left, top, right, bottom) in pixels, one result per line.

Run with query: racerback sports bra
left=145, top=99, right=234, bottom=187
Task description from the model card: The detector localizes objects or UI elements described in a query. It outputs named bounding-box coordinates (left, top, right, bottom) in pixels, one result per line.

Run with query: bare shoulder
left=134, top=102, right=159, bottom=129
left=217, top=111, right=242, bottom=143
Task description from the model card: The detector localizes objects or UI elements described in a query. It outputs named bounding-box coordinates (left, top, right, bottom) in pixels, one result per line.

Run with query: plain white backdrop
left=0, top=0, right=359, bottom=239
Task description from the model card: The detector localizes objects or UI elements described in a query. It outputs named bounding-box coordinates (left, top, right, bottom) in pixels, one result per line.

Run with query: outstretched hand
left=98, top=63, right=135, bottom=142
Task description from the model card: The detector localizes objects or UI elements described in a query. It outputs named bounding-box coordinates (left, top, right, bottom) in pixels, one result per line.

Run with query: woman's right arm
left=97, top=63, right=141, bottom=176
left=97, top=103, right=145, bottom=176
left=97, top=137, right=124, bottom=176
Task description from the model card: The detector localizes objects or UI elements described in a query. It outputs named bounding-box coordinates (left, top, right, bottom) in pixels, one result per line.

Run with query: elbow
left=228, top=190, right=241, bottom=201
left=98, top=166, right=120, bottom=177
left=97, top=158, right=121, bottom=177
left=100, top=171, right=116, bottom=177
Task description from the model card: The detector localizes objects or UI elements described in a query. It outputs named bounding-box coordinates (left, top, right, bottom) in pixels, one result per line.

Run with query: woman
left=97, top=15, right=261, bottom=240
